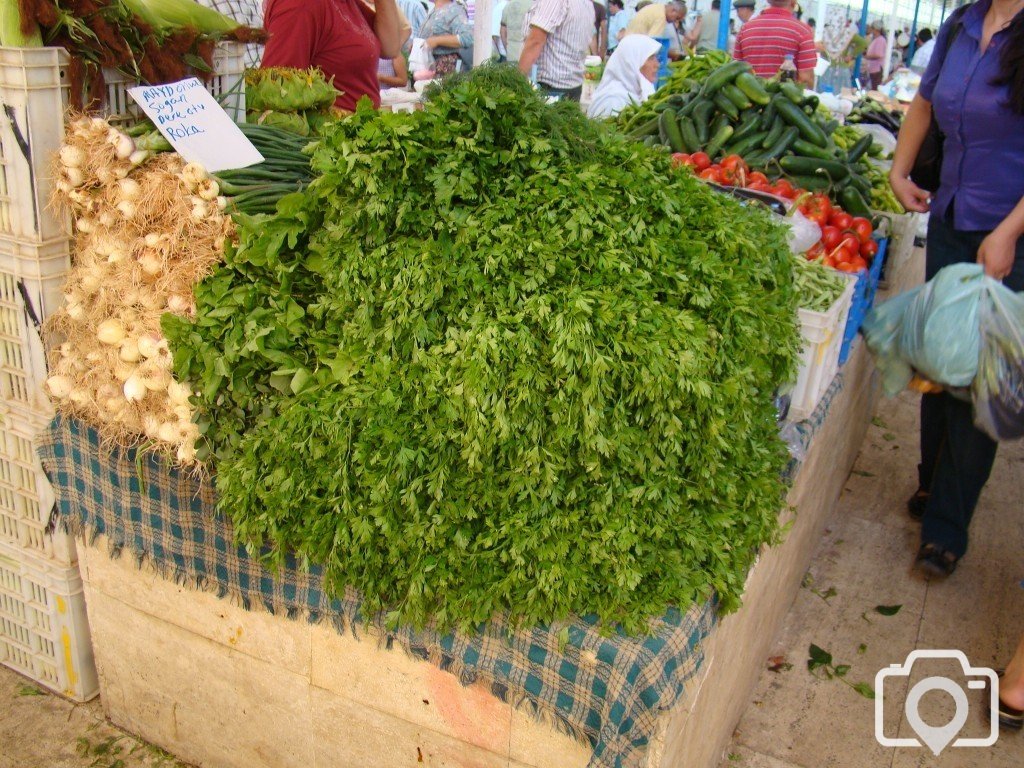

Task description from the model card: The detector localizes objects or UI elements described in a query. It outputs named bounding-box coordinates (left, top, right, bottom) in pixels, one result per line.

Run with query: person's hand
left=889, top=172, right=931, bottom=213
left=424, top=36, right=436, bottom=50
left=977, top=227, right=1018, bottom=280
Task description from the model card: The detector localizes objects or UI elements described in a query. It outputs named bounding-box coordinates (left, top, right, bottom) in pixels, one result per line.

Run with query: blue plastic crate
left=838, top=236, right=888, bottom=365
left=654, top=37, right=671, bottom=89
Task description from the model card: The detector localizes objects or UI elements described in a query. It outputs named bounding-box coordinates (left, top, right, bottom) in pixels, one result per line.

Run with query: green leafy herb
left=875, top=604, right=902, bottom=616
left=167, top=66, right=801, bottom=634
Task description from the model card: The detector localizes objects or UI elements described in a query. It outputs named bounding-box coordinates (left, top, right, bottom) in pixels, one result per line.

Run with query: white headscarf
left=587, top=35, right=663, bottom=119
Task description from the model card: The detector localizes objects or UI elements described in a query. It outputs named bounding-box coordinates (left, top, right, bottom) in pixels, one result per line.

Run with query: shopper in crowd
left=607, top=0, right=635, bottom=53
left=502, top=0, right=532, bottom=64
left=593, top=0, right=609, bottom=57
left=863, top=21, right=887, bottom=89
left=733, top=0, right=815, bottom=85
left=397, top=0, right=429, bottom=40
left=622, top=1, right=687, bottom=39
left=889, top=0, right=1024, bottom=578
left=996, top=633, right=1024, bottom=729
left=690, top=0, right=722, bottom=51
left=734, top=0, right=756, bottom=26
left=910, top=27, right=935, bottom=73
left=493, top=0, right=509, bottom=60
left=518, top=0, right=594, bottom=101
left=262, top=0, right=406, bottom=112
left=420, top=0, right=475, bottom=75
left=587, top=34, right=661, bottom=117
left=378, top=55, right=409, bottom=88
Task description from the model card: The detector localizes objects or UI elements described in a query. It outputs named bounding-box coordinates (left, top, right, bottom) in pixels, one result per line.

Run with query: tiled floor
left=721, top=390, right=1024, bottom=768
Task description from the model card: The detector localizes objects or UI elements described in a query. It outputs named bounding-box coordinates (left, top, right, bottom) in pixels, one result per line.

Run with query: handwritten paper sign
left=129, top=78, right=263, bottom=172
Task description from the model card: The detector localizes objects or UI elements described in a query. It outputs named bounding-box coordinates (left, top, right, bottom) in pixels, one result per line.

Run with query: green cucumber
left=700, top=60, right=752, bottom=96
left=784, top=174, right=832, bottom=192
left=779, top=155, right=850, bottom=181
left=758, top=99, right=778, bottom=130
left=761, top=126, right=800, bottom=162
left=713, top=92, right=740, bottom=121
left=790, top=138, right=839, bottom=161
left=660, top=110, right=686, bottom=152
left=846, top=134, right=873, bottom=163
left=847, top=173, right=872, bottom=194
left=774, top=97, right=829, bottom=147
left=760, top=119, right=785, bottom=149
left=678, top=116, right=701, bottom=153
left=840, top=186, right=873, bottom=217
left=628, top=115, right=661, bottom=138
left=735, top=73, right=771, bottom=106
left=705, top=124, right=735, bottom=160
left=711, top=112, right=731, bottom=138
left=780, top=80, right=804, bottom=104
left=730, top=112, right=762, bottom=143
left=723, top=83, right=752, bottom=110
left=693, top=99, right=716, bottom=144
left=723, top=130, right=769, bottom=158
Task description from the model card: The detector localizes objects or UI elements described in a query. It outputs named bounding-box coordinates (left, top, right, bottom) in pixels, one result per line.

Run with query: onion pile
left=46, top=118, right=233, bottom=465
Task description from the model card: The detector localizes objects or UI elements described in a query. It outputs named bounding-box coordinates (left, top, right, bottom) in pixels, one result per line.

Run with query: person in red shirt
left=262, top=0, right=406, bottom=112
left=733, top=0, right=816, bottom=86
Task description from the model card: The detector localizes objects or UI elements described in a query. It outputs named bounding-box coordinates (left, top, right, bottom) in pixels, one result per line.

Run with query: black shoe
left=915, top=543, right=958, bottom=578
left=907, top=488, right=929, bottom=521
left=984, top=672, right=1024, bottom=731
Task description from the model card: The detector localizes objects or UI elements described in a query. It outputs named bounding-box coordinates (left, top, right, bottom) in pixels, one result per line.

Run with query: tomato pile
left=670, top=152, right=877, bottom=273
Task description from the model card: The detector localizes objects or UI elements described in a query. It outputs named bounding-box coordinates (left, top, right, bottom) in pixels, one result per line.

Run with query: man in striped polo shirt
left=518, top=0, right=596, bottom=101
left=733, top=0, right=816, bottom=86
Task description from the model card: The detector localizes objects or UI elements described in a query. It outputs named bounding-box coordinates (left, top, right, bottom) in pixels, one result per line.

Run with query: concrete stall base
left=73, top=340, right=879, bottom=768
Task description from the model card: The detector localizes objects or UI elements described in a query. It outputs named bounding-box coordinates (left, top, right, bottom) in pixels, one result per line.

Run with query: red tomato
left=848, top=256, right=869, bottom=271
left=850, top=217, right=874, bottom=243
left=748, top=171, right=769, bottom=185
left=670, top=152, right=691, bottom=168
left=836, top=261, right=860, bottom=273
left=699, top=167, right=724, bottom=183
left=721, top=154, right=748, bottom=174
left=860, top=239, right=879, bottom=259
left=773, top=179, right=795, bottom=197
left=839, top=234, right=861, bottom=254
left=747, top=180, right=771, bottom=193
left=832, top=245, right=854, bottom=265
left=823, top=254, right=838, bottom=268
left=829, top=211, right=853, bottom=230
left=821, top=226, right=842, bottom=250
left=802, top=192, right=832, bottom=224
left=806, top=242, right=826, bottom=260
left=691, top=152, right=712, bottom=171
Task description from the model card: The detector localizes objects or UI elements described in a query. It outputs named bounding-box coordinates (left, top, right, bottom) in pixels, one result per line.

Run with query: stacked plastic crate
left=0, top=46, right=99, bottom=701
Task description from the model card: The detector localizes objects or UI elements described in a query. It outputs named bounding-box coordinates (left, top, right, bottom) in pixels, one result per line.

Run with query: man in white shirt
left=910, top=28, right=934, bottom=74
left=492, top=0, right=509, bottom=59
left=518, top=0, right=595, bottom=101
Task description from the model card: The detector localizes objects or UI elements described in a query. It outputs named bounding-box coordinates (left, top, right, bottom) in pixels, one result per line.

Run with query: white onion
left=215, top=196, right=228, bottom=211
left=118, top=178, right=141, bottom=200
left=137, top=362, right=170, bottom=391
left=65, top=167, right=86, bottom=188
left=59, top=145, right=86, bottom=169
left=98, top=211, right=117, bottom=228
left=116, top=200, right=136, bottom=219
left=45, top=375, right=74, bottom=399
left=176, top=443, right=197, bottom=464
left=129, top=149, right=150, bottom=166
left=197, top=179, right=220, bottom=201
left=65, top=302, right=87, bottom=322
left=69, top=389, right=90, bottom=406
left=190, top=201, right=209, bottom=221
left=118, top=339, right=141, bottom=362
left=123, top=375, right=147, bottom=402
left=167, top=380, right=192, bottom=405
left=173, top=404, right=193, bottom=422
left=144, top=233, right=168, bottom=249
left=180, top=162, right=208, bottom=189
left=59, top=342, right=73, bottom=358
left=104, top=397, right=127, bottom=416
left=137, top=334, right=164, bottom=359
left=166, top=294, right=192, bottom=314
left=85, top=351, right=104, bottom=364
left=76, top=217, right=94, bottom=233
left=157, top=422, right=179, bottom=443
left=112, top=132, right=135, bottom=160
left=96, top=319, right=126, bottom=345
left=138, top=252, right=162, bottom=278
left=113, top=363, right=135, bottom=382
left=107, top=247, right=128, bottom=263
left=142, top=415, right=161, bottom=439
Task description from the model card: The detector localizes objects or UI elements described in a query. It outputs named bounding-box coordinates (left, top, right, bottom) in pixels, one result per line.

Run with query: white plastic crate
left=0, top=409, right=72, bottom=563
left=0, top=237, right=68, bottom=415
left=789, top=274, right=857, bottom=422
left=103, top=42, right=247, bottom=124
left=0, top=47, right=71, bottom=242
left=0, top=539, right=96, bottom=700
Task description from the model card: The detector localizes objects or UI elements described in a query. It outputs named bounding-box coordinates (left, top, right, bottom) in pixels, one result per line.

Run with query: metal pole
left=908, top=0, right=922, bottom=59
left=854, top=0, right=870, bottom=87
left=940, top=0, right=949, bottom=25
left=473, top=0, right=494, bottom=67
left=718, top=0, right=733, bottom=51
left=882, top=11, right=897, bottom=81
left=816, top=0, right=828, bottom=40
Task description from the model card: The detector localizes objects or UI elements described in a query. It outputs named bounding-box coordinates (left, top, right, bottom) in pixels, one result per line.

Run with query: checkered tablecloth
left=37, top=375, right=843, bottom=767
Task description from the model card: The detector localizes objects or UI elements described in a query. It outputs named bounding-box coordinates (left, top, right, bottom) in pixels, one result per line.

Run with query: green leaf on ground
left=809, top=644, right=833, bottom=669
left=858, top=643, right=868, bottom=655
left=852, top=682, right=876, bottom=699
left=882, top=432, right=897, bottom=441
left=16, top=684, right=43, bottom=696
left=851, top=469, right=875, bottom=477
left=875, top=604, right=902, bottom=616
left=871, top=416, right=888, bottom=428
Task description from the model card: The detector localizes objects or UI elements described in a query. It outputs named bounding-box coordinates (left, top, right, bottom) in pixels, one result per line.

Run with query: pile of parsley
left=164, top=67, right=800, bottom=634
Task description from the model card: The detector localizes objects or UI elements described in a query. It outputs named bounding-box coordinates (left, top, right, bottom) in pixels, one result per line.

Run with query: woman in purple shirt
left=889, top=0, right=1024, bottom=579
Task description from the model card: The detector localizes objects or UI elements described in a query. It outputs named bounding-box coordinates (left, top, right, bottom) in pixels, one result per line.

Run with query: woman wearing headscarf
left=587, top=35, right=662, bottom=119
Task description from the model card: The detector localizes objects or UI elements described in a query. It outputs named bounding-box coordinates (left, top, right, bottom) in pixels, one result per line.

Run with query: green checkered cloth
left=37, top=376, right=843, bottom=767
left=38, top=415, right=715, bottom=768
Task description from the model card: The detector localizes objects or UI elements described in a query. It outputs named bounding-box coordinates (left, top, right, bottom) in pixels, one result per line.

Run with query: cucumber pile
left=620, top=61, right=876, bottom=216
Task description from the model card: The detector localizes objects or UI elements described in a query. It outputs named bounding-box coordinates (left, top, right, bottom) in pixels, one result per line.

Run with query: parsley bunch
left=165, top=67, right=800, bottom=634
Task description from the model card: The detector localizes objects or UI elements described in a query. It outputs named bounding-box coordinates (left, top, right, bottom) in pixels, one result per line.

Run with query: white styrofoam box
left=103, top=42, right=247, bottom=125
left=0, top=539, right=96, bottom=700
left=789, top=274, right=857, bottom=422
left=0, top=47, right=71, bottom=242
left=0, top=408, right=72, bottom=564
left=0, top=236, right=69, bottom=415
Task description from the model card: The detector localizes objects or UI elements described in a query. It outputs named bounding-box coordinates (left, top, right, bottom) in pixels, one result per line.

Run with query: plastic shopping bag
left=408, top=38, right=431, bottom=74
left=972, top=285, right=1024, bottom=441
left=863, top=263, right=986, bottom=394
